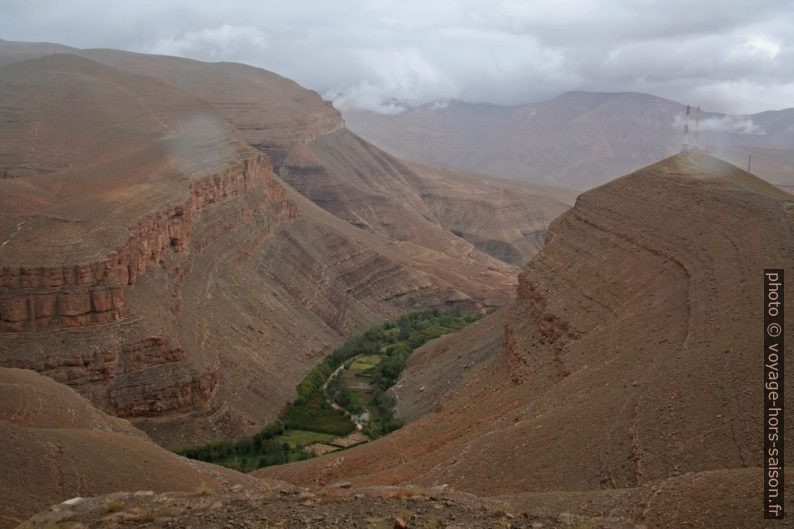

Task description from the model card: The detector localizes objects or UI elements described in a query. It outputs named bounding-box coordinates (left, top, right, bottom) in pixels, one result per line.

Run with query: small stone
left=394, top=516, right=408, bottom=528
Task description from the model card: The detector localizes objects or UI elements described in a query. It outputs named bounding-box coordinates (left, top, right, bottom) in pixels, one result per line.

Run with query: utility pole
left=747, top=154, right=752, bottom=173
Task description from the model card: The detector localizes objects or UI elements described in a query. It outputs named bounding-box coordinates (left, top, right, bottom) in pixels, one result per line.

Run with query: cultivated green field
left=349, top=354, right=382, bottom=372
left=273, top=429, right=336, bottom=449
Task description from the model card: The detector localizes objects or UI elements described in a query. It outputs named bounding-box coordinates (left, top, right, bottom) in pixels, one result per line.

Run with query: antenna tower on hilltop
left=693, top=106, right=701, bottom=150
left=681, top=104, right=701, bottom=152
left=682, top=105, right=691, bottom=152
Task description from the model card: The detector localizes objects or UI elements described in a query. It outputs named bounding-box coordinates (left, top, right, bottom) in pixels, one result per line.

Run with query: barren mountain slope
left=0, top=368, right=259, bottom=529
left=97, top=48, right=568, bottom=269
left=392, top=308, right=508, bottom=422
left=258, top=152, right=793, bottom=529
left=25, top=46, right=507, bottom=263
left=0, top=53, right=519, bottom=449
left=77, top=48, right=345, bottom=154
left=0, top=38, right=73, bottom=68
left=0, top=53, right=304, bottom=447
left=70, top=48, right=522, bottom=255
left=273, top=128, right=575, bottom=267
left=404, top=162, right=576, bottom=265
left=345, top=92, right=794, bottom=190
left=0, top=43, right=571, bottom=269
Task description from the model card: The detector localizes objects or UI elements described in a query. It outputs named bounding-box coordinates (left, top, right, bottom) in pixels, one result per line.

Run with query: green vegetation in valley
left=282, top=395, right=357, bottom=436
left=178, top=420, right=311, bottom=471
left=328, top=309, right=481, bottom=438
left=178, top=308, right=480, bottom=472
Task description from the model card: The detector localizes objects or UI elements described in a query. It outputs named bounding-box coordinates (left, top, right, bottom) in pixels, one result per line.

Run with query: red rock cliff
left=0, top=154, right=298, bottom=332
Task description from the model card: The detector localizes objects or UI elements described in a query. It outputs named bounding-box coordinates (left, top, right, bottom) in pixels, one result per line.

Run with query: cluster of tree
left=326, top=373, right=364, bottom=414
left=296, top=327, right=384, bottom=402
left=178, top=420, right=310, bottom=472
left=350, top=309, right=481, bottom=438
left=178, top=308, right=481, bottom=472
left=283, top=396, right=357, bottom=436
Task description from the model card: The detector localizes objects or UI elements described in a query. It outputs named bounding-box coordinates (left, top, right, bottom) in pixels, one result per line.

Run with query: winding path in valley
left=321, top=354, right=366, bottom=430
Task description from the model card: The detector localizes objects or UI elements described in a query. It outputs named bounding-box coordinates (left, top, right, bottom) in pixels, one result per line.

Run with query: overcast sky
left=1, top=0, right=792, bottom=114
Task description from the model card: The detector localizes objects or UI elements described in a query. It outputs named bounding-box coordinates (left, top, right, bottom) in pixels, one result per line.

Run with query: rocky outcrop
left=1, top=334, right=217, bottom=419
left=16, top=486, right=587, bottom=529
left=109, top=361, right=219, bottom=419
left=0, top=154, right=297, bottom=331
left=251, top=100, right=346, bottom=153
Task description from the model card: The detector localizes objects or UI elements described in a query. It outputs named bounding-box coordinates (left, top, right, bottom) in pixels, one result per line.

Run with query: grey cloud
left=0, top=0, right=792, bottom=114
left=673, top=114, right=766, bottom=135
left=149, top=24, right=269, bottom=60
left=700, top=115, right=766, bottom=134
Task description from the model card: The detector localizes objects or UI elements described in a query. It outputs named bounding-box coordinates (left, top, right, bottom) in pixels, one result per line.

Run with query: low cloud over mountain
left=1, top=1, right=793, bottom=114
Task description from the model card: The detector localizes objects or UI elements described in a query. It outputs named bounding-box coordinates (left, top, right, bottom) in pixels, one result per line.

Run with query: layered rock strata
left=0, top=154, right=294, bottom=332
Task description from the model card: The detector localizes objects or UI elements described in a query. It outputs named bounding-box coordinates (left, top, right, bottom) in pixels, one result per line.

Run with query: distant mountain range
left=344, top=91, right=794, bottom=189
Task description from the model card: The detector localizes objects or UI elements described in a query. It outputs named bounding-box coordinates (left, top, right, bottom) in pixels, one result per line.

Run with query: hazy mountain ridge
left=345, top=91, right=794, bottom=189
